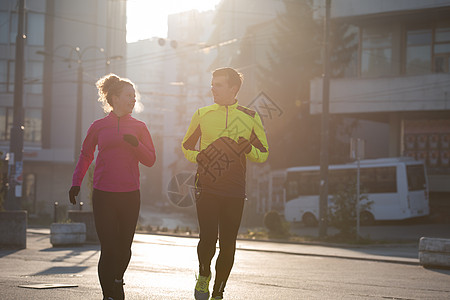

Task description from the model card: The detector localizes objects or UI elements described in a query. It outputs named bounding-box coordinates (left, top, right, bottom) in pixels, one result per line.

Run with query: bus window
left=286, top=179, right=298, bottom=200
left=375, top=167, right=397, bottom=193
left=406, top=165, right=426, bottom=191
left=360, top=167, right=396, bottom=193
left=360, top=168, right=376, bottom=193
left=299, top=171, right=320, bottom=196
left=329, top=169, right=355, bottom=194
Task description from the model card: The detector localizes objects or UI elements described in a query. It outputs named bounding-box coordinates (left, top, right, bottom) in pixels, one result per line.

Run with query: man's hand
left=69, top=186, right=80, bottom=205
left=238, top=137, right=252, bottom=154
left=196, top=151, right=208, bottom=167
left=123, top=134, right=139, bottom=147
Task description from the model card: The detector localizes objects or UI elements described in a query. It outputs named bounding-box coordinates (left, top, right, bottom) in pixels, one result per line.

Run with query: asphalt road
left=1, top=229, right=449, bottom=299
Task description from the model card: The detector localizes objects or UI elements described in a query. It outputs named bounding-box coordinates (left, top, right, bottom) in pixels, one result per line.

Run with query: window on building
left=0, top=107, right=6, bottom=140
left=361, top=26, right=393, bottom=77
left=24, top=108, right=42, bottom=144
left=0, top=60, right=6, bottom=92
left=334, top=24, right=359, bottom=78
left=9, top=12, right=17, bottom=43
left=434, top=23, right=450, bottom=73
left=26, top=61, right=43, bottom=94
left=26, top=12, right=45, bottom=46
left=7, top=60, right=14, bottom=93
left=0, top=12, right=8, bottom=44
left=3, top=107, right=13, bottom=141
left=406, top=28, right=432, bottom=75
left=0, top=107, right=42, bottom=145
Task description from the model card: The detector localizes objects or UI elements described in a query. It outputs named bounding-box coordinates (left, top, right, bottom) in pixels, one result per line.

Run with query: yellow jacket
left=182, top=101, right=269, bottom=197
left=182, top=101, right=268, bottom=162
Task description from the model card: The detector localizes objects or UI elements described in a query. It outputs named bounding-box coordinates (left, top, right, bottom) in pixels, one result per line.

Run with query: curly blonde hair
left=95, top=73, right=137, bottom=113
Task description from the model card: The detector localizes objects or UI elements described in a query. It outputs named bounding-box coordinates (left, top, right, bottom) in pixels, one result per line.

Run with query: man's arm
left=246, top=112, right=269, bottom=163
left=181, top=109, right=201, bottom=163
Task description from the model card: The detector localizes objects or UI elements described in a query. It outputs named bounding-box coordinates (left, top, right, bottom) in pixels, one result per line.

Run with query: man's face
left=211, top=75, right=238, bottom=105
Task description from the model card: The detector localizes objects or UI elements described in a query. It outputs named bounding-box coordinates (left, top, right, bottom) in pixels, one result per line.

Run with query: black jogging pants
left=92, top=189, right=140, bottom=298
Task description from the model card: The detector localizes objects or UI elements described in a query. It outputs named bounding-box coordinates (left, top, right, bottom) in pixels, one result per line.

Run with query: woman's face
left=112, top=84, right=136, bottom=116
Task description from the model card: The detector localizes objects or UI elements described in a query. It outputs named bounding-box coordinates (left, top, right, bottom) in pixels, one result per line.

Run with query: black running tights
left=92, top=189, right=140, bottom=298
left=196, top=192, right=245, bottom=297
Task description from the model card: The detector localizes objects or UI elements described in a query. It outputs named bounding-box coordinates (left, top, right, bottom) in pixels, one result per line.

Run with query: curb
left=26, top=229, right=419, bottom=266
left=236, top=246, right=419, bottom=266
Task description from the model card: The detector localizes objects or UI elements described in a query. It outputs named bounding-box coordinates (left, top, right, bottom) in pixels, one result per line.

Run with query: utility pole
left=6, top=0, right=25, bottom=210
left=318, top=0, right=331, bottom=238
left=74, top=63, right=83, bottom=163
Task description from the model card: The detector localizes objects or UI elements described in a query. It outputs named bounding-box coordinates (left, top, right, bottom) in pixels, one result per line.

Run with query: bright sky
left=126, top=0, right=222, bottom=43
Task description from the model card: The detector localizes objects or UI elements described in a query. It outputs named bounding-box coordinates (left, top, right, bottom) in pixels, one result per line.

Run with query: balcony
left=310, top=73, right=450, bottom=115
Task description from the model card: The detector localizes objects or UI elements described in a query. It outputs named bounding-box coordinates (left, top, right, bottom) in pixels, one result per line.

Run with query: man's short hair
left=212, top=67, right=243, bottom=91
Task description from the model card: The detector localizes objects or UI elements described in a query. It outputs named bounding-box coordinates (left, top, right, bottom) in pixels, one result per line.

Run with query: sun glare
left=127, top=0, right=222, bottom=43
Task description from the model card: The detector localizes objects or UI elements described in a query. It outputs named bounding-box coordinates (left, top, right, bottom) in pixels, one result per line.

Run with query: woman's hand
left=123, top=134, right=139, bottom=147
left=69, top=186, right=80, bottom=205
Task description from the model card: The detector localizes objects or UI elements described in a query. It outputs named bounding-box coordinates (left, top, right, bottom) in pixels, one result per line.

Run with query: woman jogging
left=68, top=73, right=156, bottom=300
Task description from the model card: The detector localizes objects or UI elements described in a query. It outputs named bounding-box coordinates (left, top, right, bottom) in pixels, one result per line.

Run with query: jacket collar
left=108, top=111, right=132, bottom=120
left=106, top=111, right=132, bottom=122
left=212, top=100, right=239, bottom=111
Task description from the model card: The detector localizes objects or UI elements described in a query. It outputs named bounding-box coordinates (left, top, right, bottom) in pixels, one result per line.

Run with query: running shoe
left=194, top=273, right=211, bottom=300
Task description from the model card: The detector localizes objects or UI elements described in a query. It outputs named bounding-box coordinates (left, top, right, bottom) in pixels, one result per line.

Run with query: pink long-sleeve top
left=72, top=112, right=156, bottom=192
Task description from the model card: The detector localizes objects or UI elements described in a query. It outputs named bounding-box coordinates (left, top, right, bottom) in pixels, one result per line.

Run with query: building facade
left=310, top=0, right=450, bottom=214
left=0, top=0, right=127, bottom=219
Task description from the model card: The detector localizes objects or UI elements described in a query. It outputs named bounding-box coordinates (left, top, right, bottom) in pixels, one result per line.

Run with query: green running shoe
left=194, top=273, right=211, bottom=300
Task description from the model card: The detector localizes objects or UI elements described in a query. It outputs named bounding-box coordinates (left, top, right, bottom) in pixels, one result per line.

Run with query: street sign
left=350, top=138, right=365, bottom=160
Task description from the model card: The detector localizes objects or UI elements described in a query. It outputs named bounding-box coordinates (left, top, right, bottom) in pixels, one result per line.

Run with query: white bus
left=284, top=157, right=429, bottom=226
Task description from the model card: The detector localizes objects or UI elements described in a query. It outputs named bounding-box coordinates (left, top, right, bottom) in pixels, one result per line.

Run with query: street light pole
left=6, top=0, right=25, bottom=210
left=318, top=0, right=331, bottom=238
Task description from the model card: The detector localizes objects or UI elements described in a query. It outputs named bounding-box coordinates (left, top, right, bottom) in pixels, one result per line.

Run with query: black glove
left=123, top=134, right=139, bottom=147
left=69, top=186, right=80, bottom=205
left=238, top=137, right=252, bottom=154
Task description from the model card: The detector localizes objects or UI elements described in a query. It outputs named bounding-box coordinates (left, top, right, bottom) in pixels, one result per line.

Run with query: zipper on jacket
left=117, top=117, right=120, bottom=132
left=225, top=106, right=229, bottom=128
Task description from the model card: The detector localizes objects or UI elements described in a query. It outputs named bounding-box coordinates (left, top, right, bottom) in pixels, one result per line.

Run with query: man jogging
left=182, top=67, right=269, bottom=300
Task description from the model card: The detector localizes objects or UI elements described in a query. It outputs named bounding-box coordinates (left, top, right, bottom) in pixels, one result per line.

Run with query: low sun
left=126, top=0, right=222, bottom=43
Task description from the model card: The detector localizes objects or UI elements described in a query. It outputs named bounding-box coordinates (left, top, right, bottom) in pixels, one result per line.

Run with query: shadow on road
left=32, top=266, right=89, bottom=276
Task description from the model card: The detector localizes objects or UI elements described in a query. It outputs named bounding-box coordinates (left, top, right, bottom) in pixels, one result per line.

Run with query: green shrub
left=264, top=210, right=290, bottom=238
left=328, top=180, right=373, bottom=238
